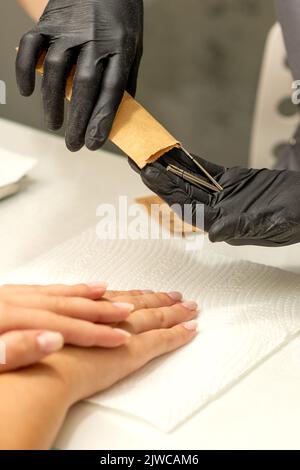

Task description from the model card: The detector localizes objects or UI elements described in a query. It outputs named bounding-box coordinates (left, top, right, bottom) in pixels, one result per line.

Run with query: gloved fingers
left=140, top=163, right=218, bottom=231
left=161, top=148, right=225, bottom=178
left=126, top=47, right=143, bottom=97
left=128, top=157, right=141, bottom=175
left=42, top=46, right=74, bottom=131
left=225, top=237, right=293, bottom=247
left=208, top=207, right=298, bottom=247
left=208, top=213, right=256, bottom=243
left=65, top=44, right=105, bottom=152
left=209, top=215, right=236, bottom=243
left=85, top=54, right=131, bottom=150
left=141, top=163, right=212, bottom=206
left=16, top=31, right=46, bottom=97
left=129, top=153, right=223, bottom=211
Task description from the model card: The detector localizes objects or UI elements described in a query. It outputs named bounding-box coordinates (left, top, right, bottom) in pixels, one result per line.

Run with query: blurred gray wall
left=0, top=0, right=275, bottom=166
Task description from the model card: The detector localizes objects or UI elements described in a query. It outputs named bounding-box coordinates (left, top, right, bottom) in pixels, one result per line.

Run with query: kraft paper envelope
left=35, top=54, right=180, bottom=168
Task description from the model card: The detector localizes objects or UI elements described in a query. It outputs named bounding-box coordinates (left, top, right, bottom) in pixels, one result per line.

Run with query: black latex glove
left=16, top=0, right=144, bottom=152
left=129, top=148, right=300, bottom=247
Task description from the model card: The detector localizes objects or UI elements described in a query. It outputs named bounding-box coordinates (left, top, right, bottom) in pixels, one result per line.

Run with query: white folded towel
left=4, top=228, right=300, bottom=432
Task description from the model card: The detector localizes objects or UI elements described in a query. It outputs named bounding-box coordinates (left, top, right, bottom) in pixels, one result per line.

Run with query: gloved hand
left=129, top=148, right=300, bottom=247
left=16, top=0, right=144, bottom=152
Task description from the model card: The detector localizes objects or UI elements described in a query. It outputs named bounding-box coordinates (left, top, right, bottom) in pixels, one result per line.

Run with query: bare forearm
left=0, top=362, right=71, bottom=450
left=0, top=347, right=104, bottom=449
left=17, top=0, right=48, bottom=21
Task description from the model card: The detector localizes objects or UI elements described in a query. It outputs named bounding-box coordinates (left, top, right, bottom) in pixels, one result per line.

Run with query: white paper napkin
left=4, top=228, right=300, bottom=432
left=0, top=148, right=37, bottom=200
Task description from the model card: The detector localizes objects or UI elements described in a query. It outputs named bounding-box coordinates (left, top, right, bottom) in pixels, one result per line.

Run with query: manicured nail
left=167, top=291, right=183, bottom=301
left=182, top=301, right=198, bottom=311
left=37, top=332, right=64, bottom=354
left=113, top=302, right=135, bottom=312
left=182, top=320, right=198, bottom=331
left=113, top=328, right=132, bottom=338
left=87, top=281, right=108, bottom=290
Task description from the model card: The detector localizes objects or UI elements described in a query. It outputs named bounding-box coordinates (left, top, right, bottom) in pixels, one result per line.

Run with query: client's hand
left=0, top=283, right=157, bottom=372
left=0, top=292, right=198, bottom=449
left=129, top=148, right=300, bottom=247
left=47, top=293, right=198, bottom=406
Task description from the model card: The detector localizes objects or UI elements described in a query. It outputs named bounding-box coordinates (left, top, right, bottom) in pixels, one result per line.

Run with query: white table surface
left=1, top=117, right=300, bottom=450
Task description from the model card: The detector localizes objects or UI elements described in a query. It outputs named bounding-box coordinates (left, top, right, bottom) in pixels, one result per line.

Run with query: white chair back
left=250, top=23, right=299, bottom=169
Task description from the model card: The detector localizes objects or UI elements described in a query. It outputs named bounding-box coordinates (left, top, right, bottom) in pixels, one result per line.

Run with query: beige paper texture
left=36, top=54, right=180, bottom=168
left=136, top=195, right=200, bottom=234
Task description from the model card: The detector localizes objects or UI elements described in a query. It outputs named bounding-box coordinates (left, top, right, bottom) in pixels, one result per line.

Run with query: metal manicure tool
left=166, top=147, right=223, bottom=193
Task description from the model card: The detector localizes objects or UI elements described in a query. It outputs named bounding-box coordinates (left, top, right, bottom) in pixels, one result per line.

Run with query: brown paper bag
left=36, top=54, right=180, bottom=168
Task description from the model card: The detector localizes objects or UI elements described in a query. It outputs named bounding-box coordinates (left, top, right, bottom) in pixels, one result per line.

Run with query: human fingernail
left=37, top=332, right=64, bottom=354
left=182, top=320, right=199, bottom=331
left=87, top=281, right=108, bottom=290
left=167, top=291, right=183, bottom=301
left=113, top=302, right=135, bottom=312
left=182, top=301, right=198, bottom=311
left=113, top=328, right=131, bottom=338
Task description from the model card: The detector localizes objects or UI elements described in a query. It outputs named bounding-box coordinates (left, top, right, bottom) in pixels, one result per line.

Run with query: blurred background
left=0, top=0, right=276, bottom=167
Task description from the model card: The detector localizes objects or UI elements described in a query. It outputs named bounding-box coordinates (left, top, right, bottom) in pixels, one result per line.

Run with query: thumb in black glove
left=129, top=148, right=300, bottom=247
left=16, top=0, right=144, bottom=152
